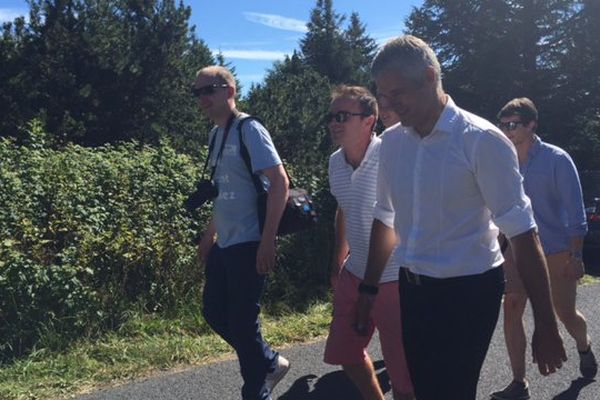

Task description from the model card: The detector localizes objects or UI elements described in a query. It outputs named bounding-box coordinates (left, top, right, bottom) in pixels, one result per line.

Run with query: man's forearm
left=510, top=229, right=558, bottom=325
left=362, top=219, right=397, bottom=286
left=332, top=207, right=349, bottom=271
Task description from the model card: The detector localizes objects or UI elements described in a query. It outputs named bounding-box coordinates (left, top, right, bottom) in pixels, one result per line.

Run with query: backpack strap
left=237, top=116, right=294, bottom=192
left=237, top=116, right=267, bottom=194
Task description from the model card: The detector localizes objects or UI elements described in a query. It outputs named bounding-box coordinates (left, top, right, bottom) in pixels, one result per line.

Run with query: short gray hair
left=371, top=35, right=441, bottom=88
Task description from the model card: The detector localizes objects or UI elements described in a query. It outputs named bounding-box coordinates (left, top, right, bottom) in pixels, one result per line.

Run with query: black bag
left=238, top=116, right=318, bottom=236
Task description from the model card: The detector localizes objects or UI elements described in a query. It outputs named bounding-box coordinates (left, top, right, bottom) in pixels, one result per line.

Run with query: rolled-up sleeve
left=373, top=146, right=395, bottom=228
left=473, top=130, right=537, bottom=238
left=555, top=153, right=588, bottom=237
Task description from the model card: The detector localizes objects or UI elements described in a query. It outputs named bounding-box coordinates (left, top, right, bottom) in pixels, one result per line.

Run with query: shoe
left=579, top=344, right=598, bottom=379
left=490, top=380, right=530, bottom=400
left=265, top=355, right=290, bottom=392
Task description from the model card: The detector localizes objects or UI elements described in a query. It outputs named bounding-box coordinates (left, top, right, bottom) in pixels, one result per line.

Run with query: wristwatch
left=358, top=282, right=379, bottom=295
left=570, top=250, right=583, bottom=261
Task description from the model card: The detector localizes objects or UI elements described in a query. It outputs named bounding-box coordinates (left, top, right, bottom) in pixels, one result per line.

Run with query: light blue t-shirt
left=209, top=113, right=282, bottom=248
left=521, top=136, right=588, bottom=254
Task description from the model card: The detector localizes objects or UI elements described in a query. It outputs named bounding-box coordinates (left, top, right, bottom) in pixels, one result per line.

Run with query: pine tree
left=0, top=0, right=214, bottom=150
left=343, top=12, right=378, bottom=85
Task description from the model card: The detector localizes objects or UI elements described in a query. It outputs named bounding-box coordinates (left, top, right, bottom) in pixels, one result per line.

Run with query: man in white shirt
left=355, top=35, right=566, bottom=400
left=325, top=85, right=414, bottom=400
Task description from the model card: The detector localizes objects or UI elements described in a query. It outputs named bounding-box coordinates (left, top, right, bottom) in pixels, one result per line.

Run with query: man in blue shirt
left=492, top=97, right=597, bottom=400
left=193, top=65, right=290, bottom=400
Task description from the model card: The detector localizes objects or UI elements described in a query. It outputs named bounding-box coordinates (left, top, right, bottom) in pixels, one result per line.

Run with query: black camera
left=185, top=179, right=218, bottom=211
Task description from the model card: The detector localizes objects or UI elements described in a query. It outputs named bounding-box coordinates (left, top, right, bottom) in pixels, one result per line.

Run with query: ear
left=365, top=114, right=376, bottom=131
left=424, top=66, right=437, bottom=85
left=227, top=85, right=236, bottom=99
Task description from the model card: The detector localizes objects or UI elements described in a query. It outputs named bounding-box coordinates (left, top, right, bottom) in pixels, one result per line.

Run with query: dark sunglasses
left=191, top=83, right=229, bottom=97
left=497, top=121, right=524, bottom=132
left=326, top=111, right=371, bottom=124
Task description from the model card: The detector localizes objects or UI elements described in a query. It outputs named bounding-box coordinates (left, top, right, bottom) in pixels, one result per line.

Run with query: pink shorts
left=324, top=269, right=413, bottom=393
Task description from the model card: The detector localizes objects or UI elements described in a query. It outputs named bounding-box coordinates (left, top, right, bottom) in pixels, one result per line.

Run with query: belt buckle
left=404, top=269, right=422, bottom=285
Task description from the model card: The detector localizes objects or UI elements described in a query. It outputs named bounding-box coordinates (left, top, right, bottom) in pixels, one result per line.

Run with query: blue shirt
left=209, top=113, right=282, bottom=248
left=520, top=136, right=588, bottom=254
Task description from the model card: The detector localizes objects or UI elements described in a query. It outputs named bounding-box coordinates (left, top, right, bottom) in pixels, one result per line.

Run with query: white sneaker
left=265, top=355, right=290, bottom=392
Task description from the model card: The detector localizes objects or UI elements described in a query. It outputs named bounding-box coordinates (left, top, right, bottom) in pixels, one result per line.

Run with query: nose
left=377, top=94, right=392, bottom=109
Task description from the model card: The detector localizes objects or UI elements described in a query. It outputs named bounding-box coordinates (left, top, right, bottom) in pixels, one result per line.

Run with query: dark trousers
left=399, top=267, right=505, bottom=400
left=202, top=241, right=278, bottom=400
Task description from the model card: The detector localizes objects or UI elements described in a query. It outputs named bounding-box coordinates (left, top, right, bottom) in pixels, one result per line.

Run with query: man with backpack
left=192, top=65, right=290, bottom=400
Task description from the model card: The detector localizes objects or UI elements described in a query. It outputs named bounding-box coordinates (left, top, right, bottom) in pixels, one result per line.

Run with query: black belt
left=400, top=267, right=501, bottom=286
left=401, top=268, right=439, bottom=285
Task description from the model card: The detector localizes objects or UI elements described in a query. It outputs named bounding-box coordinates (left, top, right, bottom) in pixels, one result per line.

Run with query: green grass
left=581, top=273, right=600, bottom=285
left=0, top=302, right=332, bottom=400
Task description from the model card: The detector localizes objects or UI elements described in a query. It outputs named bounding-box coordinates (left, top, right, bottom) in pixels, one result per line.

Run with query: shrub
left=0, top=122, right=334, bottom=362
left=0, top=126, right=205, bottom=360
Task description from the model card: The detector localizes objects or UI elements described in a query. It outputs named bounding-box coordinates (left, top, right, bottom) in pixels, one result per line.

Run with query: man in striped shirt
left=324, top=85, right=414, bottom=400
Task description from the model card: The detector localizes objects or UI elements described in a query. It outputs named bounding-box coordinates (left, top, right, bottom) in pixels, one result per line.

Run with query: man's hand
left=532, top=321, right=567, bottom=375
left=256, top=238, right=276, bottom=275
left=197, top=229, right=216, bottom=266
left=354, top=293, right=375, bottom=336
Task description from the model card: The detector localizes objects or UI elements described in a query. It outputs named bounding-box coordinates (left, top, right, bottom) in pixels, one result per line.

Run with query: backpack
left=237, top=116, right=318, bottom=236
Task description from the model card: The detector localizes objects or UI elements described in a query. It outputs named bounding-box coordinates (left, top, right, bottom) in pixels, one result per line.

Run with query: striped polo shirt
left=328, top=134, right=400, bottom=283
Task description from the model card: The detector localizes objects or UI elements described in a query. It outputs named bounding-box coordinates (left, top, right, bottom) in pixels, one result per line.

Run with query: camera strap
left=201, top=111, right=239, bottom=181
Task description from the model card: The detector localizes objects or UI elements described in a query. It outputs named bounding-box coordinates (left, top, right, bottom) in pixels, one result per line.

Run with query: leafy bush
left=0, top=123, right=205, bottom=360
left=0, top=121, right=336, bottom=362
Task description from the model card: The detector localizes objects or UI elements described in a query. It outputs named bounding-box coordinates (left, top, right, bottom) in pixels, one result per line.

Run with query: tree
left=343, top=12, right=378, bottom=85
left=408, top=2, right=587, bottom=130
left=300, top=0, right=349, bottom=83
left=300, top=0, right=376, bottom=86
left=246, top=53, right=331, bottom=168
left=0, top=0, right=214, bottom=150
left=552, top=0, right=600, bottom=170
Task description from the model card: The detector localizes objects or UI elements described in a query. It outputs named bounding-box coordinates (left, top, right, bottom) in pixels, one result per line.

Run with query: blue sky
left=1, top=0, right=423, bottom=94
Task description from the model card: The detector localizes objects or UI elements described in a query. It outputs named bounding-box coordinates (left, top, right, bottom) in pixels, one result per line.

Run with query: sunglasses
left=327, top=111, right=371, bottom=124
left=191, top=84, right=229, bottom=97
left=498, top=121, right=524, bottom=132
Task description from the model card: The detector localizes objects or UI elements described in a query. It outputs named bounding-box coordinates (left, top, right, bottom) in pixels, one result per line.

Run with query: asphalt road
left=78, top=284, right=600, bottom=400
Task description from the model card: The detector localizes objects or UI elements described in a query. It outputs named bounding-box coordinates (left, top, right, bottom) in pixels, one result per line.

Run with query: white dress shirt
left=329, top=135, right=400, bottom=283
left=374, top=97, right=537, bottom=278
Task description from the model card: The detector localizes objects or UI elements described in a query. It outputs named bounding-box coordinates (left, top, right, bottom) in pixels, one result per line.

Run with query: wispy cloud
left=215, top=49, right=290, bottom=61
left=218, top=41, right=272, bottom=47
left=239, top=74, right=265, bottom=82
left=244, top=12, right=307, bottom=33
left=372, top=27, right=406, bottom=46
left=0, top=8, right=27, bottom=23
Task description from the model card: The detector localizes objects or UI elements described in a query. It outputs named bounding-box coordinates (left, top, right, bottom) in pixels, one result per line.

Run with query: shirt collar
left=527, top=134, right=542, bottom=159
left=342, top=133, right=379, bottom=169
left=406, top=95, right=459, bottom=140
left=430, top=95, right=460, bottom=135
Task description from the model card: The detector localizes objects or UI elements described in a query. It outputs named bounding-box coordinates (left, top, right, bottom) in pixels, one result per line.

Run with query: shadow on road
left=278, top=360, right=391, bottom=399
left=552, top=377, right=596, bottom=400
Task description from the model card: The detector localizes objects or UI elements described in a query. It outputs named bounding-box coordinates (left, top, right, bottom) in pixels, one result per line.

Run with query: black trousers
left=202, top=242, right=277, bottom=400
left=399, top=267, right=505, bottom=400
